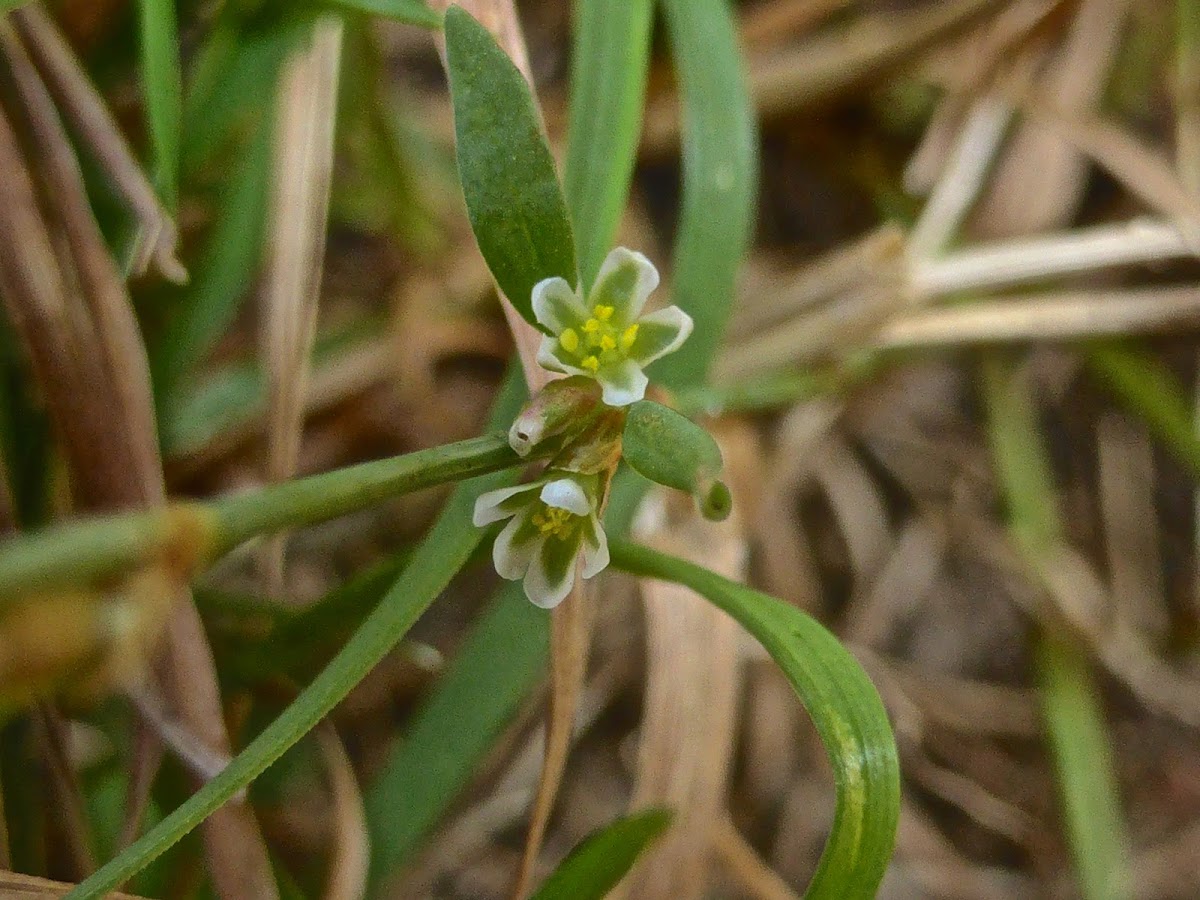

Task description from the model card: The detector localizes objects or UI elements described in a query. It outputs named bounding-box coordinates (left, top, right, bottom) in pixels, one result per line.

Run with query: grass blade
left=136, top=0, right=183, bottom=212
left=563, top=0, right=654, bottom=287
left=654, top=0, right=758, bottom=389
left=65, top=373, right=528, bottom=898
left=1086, top=341, right=1200, bottom=479
left=365, top=581, right=549, bottom=889
left=609, top=540, right=900, bottom=899
left=319, top=0, right=441, bottom=28
left=980, top=352, right=1133, bottom=900
left=444, top=5, right=577, bottom=326
left=530, top=809, right=672, bottom=900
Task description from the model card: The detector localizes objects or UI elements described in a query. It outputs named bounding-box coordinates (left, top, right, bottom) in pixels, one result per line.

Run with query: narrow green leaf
left=609, top=540, right=900, bottom=898
left=153, top=114, right=273, bottom=405
left=318, top=0, right=440, bottom=27
left=365, top=581, right=549, bottom=888
left=980, top=352, right=1132, bottom=900
left=65, top=372, right=528, bottom=899
left=653, top=0, right=758, bottom=389
left=1085, top=341, right=1200, bottom=479
left=1036, top=635, right=1133, bottom=900
left=137, top=0, right=184, bottom=212
left=563, top=0, right=654, bottom=287
left=444, top=5, right=577, bottom=325
left=530, top=809, right=672, bottom=900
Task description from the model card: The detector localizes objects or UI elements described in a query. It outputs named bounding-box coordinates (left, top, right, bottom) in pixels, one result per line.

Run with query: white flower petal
left=580, top=515, right=610, bottom=579
left=592, top=247, right=659, bottom=322
left=531, top=277, right=587, bottom=334
left=524, top=543, right=578, bottom=609
left=629, top=305, right=694, bottom=366
left=539, top=478, right=590, bottom=516
left=473, top=482, right=541, bottom=526
left=493, top=511, right=541, bottom=580
left=596, top=359, right=649, bottom=407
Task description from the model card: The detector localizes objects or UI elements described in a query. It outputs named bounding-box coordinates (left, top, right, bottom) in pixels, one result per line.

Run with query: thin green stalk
left=66, top=371, right=529, bottom=898
left=137, top=0, right=183, bottom=212
left=980, top=352, right=1132, bottom=900
left=0, top=431, right=536, bottom=600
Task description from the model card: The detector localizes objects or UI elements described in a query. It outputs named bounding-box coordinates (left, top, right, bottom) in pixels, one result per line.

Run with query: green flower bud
left=508, top=376, right=603, bottom=457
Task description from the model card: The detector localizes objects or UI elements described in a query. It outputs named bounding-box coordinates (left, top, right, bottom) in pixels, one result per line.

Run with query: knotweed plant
left=0, top=5, right=900, bottom=900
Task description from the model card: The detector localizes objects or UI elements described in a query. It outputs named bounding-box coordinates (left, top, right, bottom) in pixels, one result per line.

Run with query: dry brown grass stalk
left=9, top=6, right=185, bottom=283
left=0, top=24, right=277, bottom=897
left=259, top=16, right=344, bottom=593
left=316, top=724, right=369, bottom=900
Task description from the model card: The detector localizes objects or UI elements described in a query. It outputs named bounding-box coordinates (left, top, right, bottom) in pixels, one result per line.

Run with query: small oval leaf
left=622, top=400, right=727, bottom=517
left=530, top=809, right=672, bottom=900
left=444, top=5, right=577, bottom=327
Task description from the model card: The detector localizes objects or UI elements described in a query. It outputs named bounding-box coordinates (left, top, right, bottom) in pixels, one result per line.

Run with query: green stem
left=980, top=352, right=1132, bottom=900
left=0, top=431, right=532, bottom=599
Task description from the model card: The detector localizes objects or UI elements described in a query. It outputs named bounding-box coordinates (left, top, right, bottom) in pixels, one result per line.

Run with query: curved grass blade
left=610, top=540, right=900, bottom=898
left=654, top=0, right=758, bottom=389
left=530, top=809, right=672, bottom=900
left=563, top=0, right=653, bottom=287
left=63, top=372, right=528, bottom=899
left=137, top=0, right=183, bottom=212
left=444, top=5, right=577, bottom=325
left=365, top=580, right=548, bottom=890
left=318, top=0, right=440, bottom=27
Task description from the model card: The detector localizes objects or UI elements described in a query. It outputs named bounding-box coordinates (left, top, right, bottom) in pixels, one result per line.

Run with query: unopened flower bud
left=508, top=376, right=602, bottom=457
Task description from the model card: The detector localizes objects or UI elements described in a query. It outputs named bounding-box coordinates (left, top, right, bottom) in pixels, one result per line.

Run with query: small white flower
left=472, top=473, right=609, bottom=608
left=532, top=247, right=693, bottom=406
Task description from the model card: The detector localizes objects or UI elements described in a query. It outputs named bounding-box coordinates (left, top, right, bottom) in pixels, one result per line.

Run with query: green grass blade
left=609, top=540, right=900, bottom=899
left=444, top=5, right=578, bottom=325
left=365, top=581, right=549, bottom=890
left=1086, top=341, right=1200, bottom=479
left=653, top=0, right=758, bottom=389
left=563, top=0, right=654, bottom=287
left=530, top=809, right=672, bottom=900
left=1036, top=634, right=1133, bottom=900
left=980, top=353, right=1132, bottom=900
left=318, top=0, right=440, bottom=27
left=137, top=0, right=183, bottom=212
left=65, top=374, right=528, bottom=899
left=152, top=115, right=273, bottom=404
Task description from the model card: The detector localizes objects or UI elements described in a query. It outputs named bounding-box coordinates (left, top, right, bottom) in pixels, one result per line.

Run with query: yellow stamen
left=598, top=334, right=616, bottom=352
left=581, top=355, right=600, bottom=372
left=593, top=304, right=614, bottom=321
left=532, top=506, right=575, bottom=539
left=581, top=318, right=601, bottom=334
left=620, top=323, right=639, bottom=352
left=559, top=328, right=579, bottom=353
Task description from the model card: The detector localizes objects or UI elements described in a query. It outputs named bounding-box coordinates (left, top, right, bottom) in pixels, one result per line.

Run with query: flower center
left=532, top=505, right=578, bottom=540
left=558, top=304, right=639, bottom=373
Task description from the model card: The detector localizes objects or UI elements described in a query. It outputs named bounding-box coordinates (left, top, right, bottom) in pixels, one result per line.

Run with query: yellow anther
left=533, top=506, right=575, bottom=539
left=593, top=304, right=615, bottom=321
left=620, top=324, right=639, bottom=352
left=559, top=328, right=580, bottom=353
left=581, top=318, right=601, bottom=334
left=581, top=355, right=600, bottom=372
left=598, top=334, right=617, bottom=352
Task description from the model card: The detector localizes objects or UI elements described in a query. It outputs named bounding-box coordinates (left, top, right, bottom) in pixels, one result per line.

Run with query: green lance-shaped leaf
left=530, top=809, right=672, bottom=900
left=318, top=0, right=441, bottom=28
left=444, top=5, right=577, bottom=326
left=621, top=400, right=730, bottom=520
left=610, top=540, right=900, bottom=899
left=137, top=0, right=183, bottom=212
